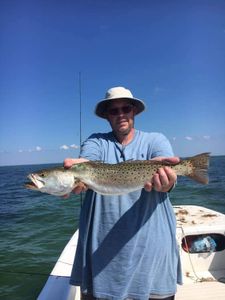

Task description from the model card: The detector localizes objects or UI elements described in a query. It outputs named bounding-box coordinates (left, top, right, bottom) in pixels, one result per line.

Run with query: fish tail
left=187, top=152, right=210, bottom=184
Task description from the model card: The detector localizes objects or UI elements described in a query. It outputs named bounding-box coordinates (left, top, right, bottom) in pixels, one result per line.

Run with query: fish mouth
left=25, top=182, right=38, bottom=190
left=25, top=174, right=45, bottom=190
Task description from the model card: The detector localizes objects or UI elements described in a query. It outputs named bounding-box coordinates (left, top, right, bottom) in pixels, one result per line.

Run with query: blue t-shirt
left=70, top=130, right=182, bottom=300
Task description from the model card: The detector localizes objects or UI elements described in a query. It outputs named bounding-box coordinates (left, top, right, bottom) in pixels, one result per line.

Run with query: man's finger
left=157, top=168, right=169, bottom=187
left=144, top=181, right=153, bottom=192
left=164, top=167, right=177, bottom=183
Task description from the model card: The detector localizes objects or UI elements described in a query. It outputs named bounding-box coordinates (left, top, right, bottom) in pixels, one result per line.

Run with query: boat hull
left=38, top=206, right=225, bottom=300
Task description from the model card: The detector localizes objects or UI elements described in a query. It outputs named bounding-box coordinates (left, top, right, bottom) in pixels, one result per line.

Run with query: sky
left=0, top=0, right=225, bottom=166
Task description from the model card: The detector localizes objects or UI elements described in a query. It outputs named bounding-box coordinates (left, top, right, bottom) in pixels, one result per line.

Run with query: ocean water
left=0, top=156, right=225, bottom=300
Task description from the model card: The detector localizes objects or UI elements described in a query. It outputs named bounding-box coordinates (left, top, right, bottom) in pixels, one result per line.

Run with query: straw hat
left=95, top=86, right=146, bottom=119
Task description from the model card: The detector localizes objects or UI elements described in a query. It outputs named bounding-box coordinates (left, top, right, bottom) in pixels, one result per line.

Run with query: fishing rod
left=79, top=72, right=83, bottom=207
left=79, top=72, right=82, bottom=151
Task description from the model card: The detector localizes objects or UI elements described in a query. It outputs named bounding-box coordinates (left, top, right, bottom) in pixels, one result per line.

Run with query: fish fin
left=117, top=159, right=136, bottom=164
left=188, top=152, right=210, bottom=184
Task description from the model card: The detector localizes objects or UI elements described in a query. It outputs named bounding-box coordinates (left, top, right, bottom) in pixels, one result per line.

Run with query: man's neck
left=114, top=128, right=135, bottom=145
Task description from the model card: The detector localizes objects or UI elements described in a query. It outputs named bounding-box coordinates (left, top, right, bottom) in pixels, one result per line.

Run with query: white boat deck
left=174, top=205, right=225, bottom=230
left=176, top=281, right=225, bottom=300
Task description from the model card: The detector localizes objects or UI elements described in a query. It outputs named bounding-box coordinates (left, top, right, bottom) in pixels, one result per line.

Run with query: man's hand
left=144, top=157, right=180, bottom=193
left=63, top=158, right=89, bottom=195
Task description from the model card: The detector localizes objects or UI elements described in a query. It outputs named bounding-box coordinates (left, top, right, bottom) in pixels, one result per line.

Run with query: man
left=64, top=87, right=182, bottom=300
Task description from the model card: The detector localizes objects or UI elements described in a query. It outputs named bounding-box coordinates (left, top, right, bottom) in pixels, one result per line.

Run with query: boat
left=175, top=205, right=225, bottom=299
left=37, top=205, right=225, bottom=300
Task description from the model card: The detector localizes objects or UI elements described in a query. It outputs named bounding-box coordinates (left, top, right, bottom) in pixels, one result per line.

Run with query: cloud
left=60, top=144, right=79, bottom=150
left=16, top=144, right=79, bottom=153
left=70, top=144, right=79, bottom=149
left=203, top=135, right=211, bottom=140
left=60, top=145, right=69, bottom=150
left=185, top=136, right=193, bottom=141
left=18, top=146, right=43, bottom=153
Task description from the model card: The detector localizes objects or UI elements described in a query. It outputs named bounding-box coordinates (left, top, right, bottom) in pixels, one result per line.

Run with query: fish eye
left=39, top=173, right=45, bottom=177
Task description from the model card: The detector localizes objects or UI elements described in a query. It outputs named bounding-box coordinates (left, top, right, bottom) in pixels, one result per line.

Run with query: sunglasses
left=107, top=105, right=133, bottom=116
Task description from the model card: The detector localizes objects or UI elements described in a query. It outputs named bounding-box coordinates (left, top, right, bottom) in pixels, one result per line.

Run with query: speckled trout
left=25, top=153, right=210, bottom=196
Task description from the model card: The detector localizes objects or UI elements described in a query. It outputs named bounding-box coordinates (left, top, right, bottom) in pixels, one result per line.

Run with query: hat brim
left=95, top=97, right=146, bottom=119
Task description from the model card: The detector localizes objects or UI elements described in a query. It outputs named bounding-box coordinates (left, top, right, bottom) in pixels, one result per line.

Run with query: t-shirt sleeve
left=150, top=133, right=174, bottom=158
left=79, top=134, right=103, bottom=161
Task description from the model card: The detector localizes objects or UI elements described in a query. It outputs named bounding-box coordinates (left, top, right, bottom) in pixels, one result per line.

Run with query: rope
left=178, top=226, right=209, bottom=282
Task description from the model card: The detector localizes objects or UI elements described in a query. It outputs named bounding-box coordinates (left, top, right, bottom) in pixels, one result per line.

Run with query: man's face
left=106, top=99, right=136, bottom=136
